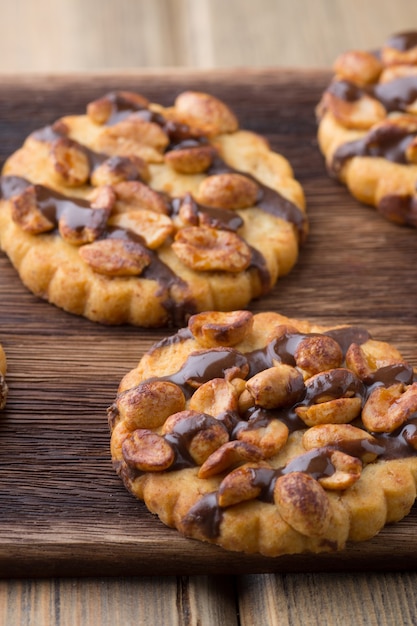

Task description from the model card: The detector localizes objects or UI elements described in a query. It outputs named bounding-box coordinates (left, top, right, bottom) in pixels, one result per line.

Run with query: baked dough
left=317, top=30, right=417, bottom=227
left=109, top=310, right=417, bottom=557
left=0, top=342, right=7, bottom=410
left=0, top=91, right=307, bottom=327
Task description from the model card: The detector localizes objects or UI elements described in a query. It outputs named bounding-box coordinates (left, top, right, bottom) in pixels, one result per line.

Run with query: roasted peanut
left=165, top=145, right=215, bottom=174
left=112, top=181, right=170, bottom=215
left=58, top=207, right=110, bottom=246
left=50, top=137, right=90, bottom=187
left=319, top=89, right=386, bottom=130
left=362, top=382, right=417, bottom=433
left=302, top=423, right=380, bottom=463
left=333, top=50, right=383, bottom=85
left=109, top=209, right=174, bottom=249
left=197, top=173, right=259, bottom=210
left=87, top=91, right=150, bottom=124
left=79, top=238, right=151, bottom=276
left=116, top=381, right=186, bottom=431
left=218, top=463, right=267, bottom=507
left=346, top=339, right=404, bottom=380
left=162, top=410, right=229, bottom=465
left=294, top=335, right=343, bottom=378
left=274, top=472, right=331, bottom=537
left=188, top=378, right=239, bottom=419
left=122, top=429, right=174, bottom=472
left=11, top=187, right=55, bottom=234
left=237, top=419, right=289, bottom=458
left=198, top=440, right=264, bottom=479
left=318, top=450, right=362, bottom=490
left=172, top=226, right=252, bottom=272
left=246, top=364, right=305, bottom=409
left=174, top=91, right=239, bottom=136
left=91, top=155, right=150, bottom=186
left=188, top=310, right=253, bottom=348
left=296, top=396, right=362, bottom=427
left=95, top=117, right=169, bottom=159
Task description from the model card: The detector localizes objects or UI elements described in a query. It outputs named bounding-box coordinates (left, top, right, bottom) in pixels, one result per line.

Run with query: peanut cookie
left=0, top=91, right=307, bottom=327
left=109, top=310, right=417, bottom=557
left=317, top=31, right=417, bottom=227
left=0, top=342, right=7, bottom=410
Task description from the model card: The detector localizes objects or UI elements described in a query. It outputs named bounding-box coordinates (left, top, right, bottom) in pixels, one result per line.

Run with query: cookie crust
left=0, top=91, right=306, bottom=327
left=109, top=310, right=417, bottom=557
left=317, top=31, right=417, bottom=227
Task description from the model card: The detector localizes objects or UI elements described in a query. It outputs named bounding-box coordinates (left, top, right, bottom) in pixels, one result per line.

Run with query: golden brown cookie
left=317, top=31, right=417, bottom=227
left=0, top=91, right=307, bottom=327
left=108, top=310, right=417, bottom=557
left=0, top=342, right=7, bottom=410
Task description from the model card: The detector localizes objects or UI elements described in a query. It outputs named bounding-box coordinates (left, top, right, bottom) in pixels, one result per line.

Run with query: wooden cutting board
left=1, top=70, right=417, bottom=577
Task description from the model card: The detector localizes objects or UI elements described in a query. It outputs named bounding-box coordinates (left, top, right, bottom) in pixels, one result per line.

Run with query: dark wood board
left=0, top=69, right=416, bottom=577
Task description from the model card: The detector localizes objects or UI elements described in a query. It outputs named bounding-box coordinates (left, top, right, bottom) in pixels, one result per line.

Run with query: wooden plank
left=0, top=576, right=238, bottom=626
left=237, top=572, right=417, bottom=626
left=0, top=69, right=417, bottom=576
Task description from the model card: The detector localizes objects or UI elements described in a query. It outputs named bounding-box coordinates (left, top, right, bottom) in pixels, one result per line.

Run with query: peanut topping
left=197, top=173, right=259, bottom=210
left=362, top=382, right=417, bottom=433
left=333, top=50, right=383, bottom=85
left=95, top=117, right=169, bottom=160
left=91, top=155, right=150, bottom=187
left=294, top=335, right=343, bottom=378
left=50, top=137, right=90, bottom=187
left=188, top=310, right=254, bottom=348
left=188, top=378, right=239, bottom=421
left=79, top=238, right=151, bottom=276
left=122, top=429, right=175, bottom=472
left=218, top=463, right=267, bottom=508
left=109, top=210, right=174, bottom=249
left=198, top=440, right=264, bottom=479
left=236, top=419, right=289, bottom=458
left=296, top=396, right=363, bottom=427
left=112, top=181, right=170, bottom=215
left=165, top=145, right=215, bottom=174
left=87, top=91, right=150, bottom=124
left=117, top=381, right=186, bottom=431
left=302, top=423, right=379, bottom=463
left=174, top=91, right=239, bottom=136
left=172, top=226, right=252, bottom=272
left=320, top=89, right=386, bottom=130
left=318, top=450, right=362, bottom=490
left=246, top=364, right=305, bottom=409
left=11, top=187, right=55, bottom=234
left=162, top=410, right=229, bottom=466
left=274, top=472, right=331, bottom=537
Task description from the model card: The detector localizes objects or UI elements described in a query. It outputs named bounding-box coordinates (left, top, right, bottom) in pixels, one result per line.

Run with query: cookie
left=108, top=310, right=417, bottom=557
left=0, top=90, right=307, bottom=327
left=317, top=31, right=417, bottom=227
left=0, top=342, right=7, bottom=410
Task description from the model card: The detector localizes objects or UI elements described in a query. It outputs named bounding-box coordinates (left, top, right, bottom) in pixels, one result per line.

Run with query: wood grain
left=1, top=70, right=417, bottom=577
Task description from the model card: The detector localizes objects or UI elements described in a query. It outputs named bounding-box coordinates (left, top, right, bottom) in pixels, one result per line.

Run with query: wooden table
left=1, top=68, right=417, bottom=625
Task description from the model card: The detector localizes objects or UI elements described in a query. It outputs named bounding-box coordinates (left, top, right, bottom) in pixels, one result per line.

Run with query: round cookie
left=109, top=310, right=417, bottom=557
left=0, top=91, right=307, bottom=327
left=0, top=342, right=7, bottom=410
left=317, top=30, right=417, bottom=227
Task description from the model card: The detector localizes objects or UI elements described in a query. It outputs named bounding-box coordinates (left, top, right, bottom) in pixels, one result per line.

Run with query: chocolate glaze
left=131, top=325, right=417, bottom=540
left=385, top=31, right=417, bottom=52
left=377, top=193, right=417, bottom=227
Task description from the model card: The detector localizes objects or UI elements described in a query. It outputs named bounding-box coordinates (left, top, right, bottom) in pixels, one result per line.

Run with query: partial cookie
left=0, top=91, right=307, bottom=327
left=0, top=342, right=7, bottom=410
left=317, top=31, right=417, bottom=227
left=109, top=310, right=417, bottom=557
